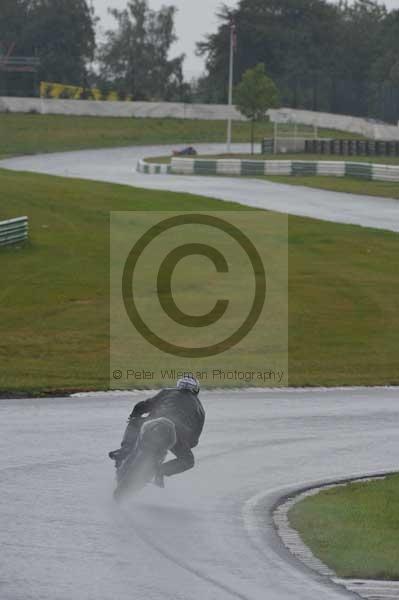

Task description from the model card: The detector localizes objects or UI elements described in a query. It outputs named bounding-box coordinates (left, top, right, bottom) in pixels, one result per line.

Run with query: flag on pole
left=231, top=18, right=237, bottom=52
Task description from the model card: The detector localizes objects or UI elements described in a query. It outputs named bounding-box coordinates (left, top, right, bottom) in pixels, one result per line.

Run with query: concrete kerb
left=136, top=159, right=171, bottom=174
left=137, top=157, right=399, bottom=182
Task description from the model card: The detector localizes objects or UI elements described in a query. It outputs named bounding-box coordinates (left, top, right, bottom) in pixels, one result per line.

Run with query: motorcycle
left=111, top=417, right=177, bottom=500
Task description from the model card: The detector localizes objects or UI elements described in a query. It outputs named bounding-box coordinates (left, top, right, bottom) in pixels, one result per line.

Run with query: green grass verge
left=263, top=175, right=399, bottom=200
left=0, top=114, right=261, bottom=158
left=0, top=113, right=362, bottom=159
left=146, top=153, right=399, bottom=165
left=1, top=168, right=399, bottom=393
left=289, top=475, right=399, bottom=580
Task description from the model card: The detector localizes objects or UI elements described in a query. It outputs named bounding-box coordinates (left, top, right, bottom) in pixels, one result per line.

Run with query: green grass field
left=289, top=475, right=399, bottom=580
left=0, top=114, right=256, bottom=159
left=0, top=113, right=362, bottom=159
left=264, top=175, right=399, bottom=200
left=1, top=168, right=399, bottom=394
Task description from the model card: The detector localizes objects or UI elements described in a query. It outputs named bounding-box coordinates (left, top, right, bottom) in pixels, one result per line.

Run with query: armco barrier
left=137, top=159, right=171, bottom=174
left=138, top=157, right=399, bottom=183
left=0, top=216, right=29, bottom=247
left=268, top=108, right=399, bottom=141
left=172, top=158, right=399, bottom=182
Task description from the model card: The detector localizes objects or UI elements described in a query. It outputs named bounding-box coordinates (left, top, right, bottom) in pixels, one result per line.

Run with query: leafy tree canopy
left=235, top=63, right=279, bottom=153
left=235, top=63, right=279, bottom=120
left=0, top=0, right=96, bottom=94
left=98, top=0, right=187, bottom=101
left=197, top=0, right=399, bottom=122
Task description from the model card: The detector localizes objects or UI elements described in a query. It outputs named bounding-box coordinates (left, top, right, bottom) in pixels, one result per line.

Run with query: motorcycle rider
left=109, top=375, right=205, bottom=488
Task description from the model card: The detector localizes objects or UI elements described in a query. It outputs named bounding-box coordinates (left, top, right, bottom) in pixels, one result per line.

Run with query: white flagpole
left=227, top=20, right=235, bottom=154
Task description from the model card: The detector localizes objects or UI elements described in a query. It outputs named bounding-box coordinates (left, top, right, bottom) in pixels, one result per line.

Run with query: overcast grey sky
left=92, top=0, right=399, bottom=78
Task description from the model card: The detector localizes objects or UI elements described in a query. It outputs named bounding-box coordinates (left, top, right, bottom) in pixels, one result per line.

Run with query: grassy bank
left=289, top=475, right=399, bottom=580
left=264, top=175, right=399, bottom=200
left=0, top=113, right=361, bottom=159
left=1, top=168, right=399, bottom=393
left=0, top=114, right=257, bottom=158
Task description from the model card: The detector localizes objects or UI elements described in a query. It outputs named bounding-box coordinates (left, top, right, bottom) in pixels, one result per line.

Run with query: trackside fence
left=0, top=217, right=29, bottom=247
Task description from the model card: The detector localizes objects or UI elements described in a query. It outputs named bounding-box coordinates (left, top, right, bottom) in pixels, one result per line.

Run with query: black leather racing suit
left=120, top=388, right=205, bottom=477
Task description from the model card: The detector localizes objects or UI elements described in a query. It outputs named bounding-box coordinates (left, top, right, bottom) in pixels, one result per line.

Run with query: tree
left=0, top=0, right=96, bottom=96
left=0, top=0, right=30, bottom=95
left=235, top=63, right=279, bottom=154
left=27, top=0, right=96, bottom=86
left=196, top=0, right=399, bottom=122
left=197, top=0, right=339, bottom=108
left=337, top=0, right=387, bottom=115
left=98, top=0, right=186, bottom=101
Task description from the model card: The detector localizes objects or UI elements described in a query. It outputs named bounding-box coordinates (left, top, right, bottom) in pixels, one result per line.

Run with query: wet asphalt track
left=1, top=388, right=399, bottom=600
left=2, top=143, right=399, bottom=232
left=1, top=145, right=399, bottom=599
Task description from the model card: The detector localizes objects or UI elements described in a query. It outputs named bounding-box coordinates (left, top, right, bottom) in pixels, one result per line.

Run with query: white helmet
left=176, top=375, right=200, bottom=394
